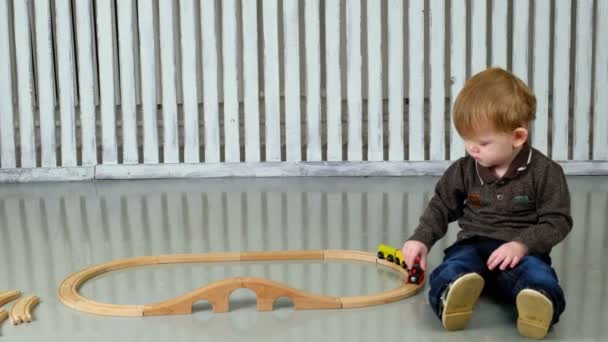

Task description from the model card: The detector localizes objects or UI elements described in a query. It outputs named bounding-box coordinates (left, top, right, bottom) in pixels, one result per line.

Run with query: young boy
left=401, top=67, right=572, bottom=339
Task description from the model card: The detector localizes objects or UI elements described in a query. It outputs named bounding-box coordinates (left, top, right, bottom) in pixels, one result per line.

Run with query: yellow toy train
left=377, top=244, right=425, bottom=285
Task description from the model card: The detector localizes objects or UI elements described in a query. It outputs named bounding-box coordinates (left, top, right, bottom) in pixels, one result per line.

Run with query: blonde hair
left=453, top=67, right=536, bottom=138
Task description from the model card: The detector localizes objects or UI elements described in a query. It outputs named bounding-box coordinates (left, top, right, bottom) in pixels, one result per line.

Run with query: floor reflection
left=0, top=176, right=607, bottom=341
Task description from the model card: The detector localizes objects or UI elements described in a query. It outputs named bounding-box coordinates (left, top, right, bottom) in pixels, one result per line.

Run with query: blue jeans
left=428, top=237, right=566, bottom=325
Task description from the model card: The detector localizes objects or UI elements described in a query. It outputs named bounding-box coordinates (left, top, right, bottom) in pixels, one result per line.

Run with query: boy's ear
left=512, top=127, right=528, bottom=148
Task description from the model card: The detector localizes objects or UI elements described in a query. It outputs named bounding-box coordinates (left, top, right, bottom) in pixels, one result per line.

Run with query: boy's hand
left=401, top=240, right=428, bottom=271
left=487, top=241, right=529, bottom=270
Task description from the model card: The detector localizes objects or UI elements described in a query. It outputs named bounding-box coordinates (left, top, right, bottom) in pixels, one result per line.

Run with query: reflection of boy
left=401, top=68, right=572, bottom=339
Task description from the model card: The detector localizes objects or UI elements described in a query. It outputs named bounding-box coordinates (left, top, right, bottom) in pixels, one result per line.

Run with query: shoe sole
left=516, top=289, right=553, bottom=339
left=441, top=273, right=485, bottom=331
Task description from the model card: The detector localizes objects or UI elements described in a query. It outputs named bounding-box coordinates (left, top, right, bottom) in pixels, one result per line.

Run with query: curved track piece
left=0, top=308, right=7, bottom=326
left=9, top=296, right=39, bottom=325
left=59, top=250, right=424, bottom=317
left=0, top=290, right=21, bottom=307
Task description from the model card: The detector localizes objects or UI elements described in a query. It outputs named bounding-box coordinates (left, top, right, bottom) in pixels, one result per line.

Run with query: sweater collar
left=475, top=143, right=532, bottom=185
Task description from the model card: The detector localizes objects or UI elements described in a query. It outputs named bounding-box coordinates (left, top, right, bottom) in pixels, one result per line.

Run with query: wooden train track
left=9, top=296, right=39, bottom=325
left=0, top=290, right=21, bottom=307
left=58, top=250, right=424, bottom=317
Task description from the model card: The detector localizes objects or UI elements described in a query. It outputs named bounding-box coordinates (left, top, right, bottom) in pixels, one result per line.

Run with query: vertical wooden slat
left=55, top=0, right=77, bottom=166
left=179, top=0, right=200, bottom=163
left=222, top=0, right=240, bottom=162
left=263, top=0, right=281, bottom=162
left=201, top=0, right=220, bottom=162
left=408, top=0, right=424, bottom=161
left=283, top=0, right=302, bottom=162
left=0, top=0, right=16, bottom=168
left=75, top=0, right=97, bottom=166
left=96, top=0, right=118, bottom=164
left=594, top=0, right=608, bottom=160
left=512, top=0, right=529, bottom=83
left=551, top=0, right=571, bottom=160
left=491, top=0, right=508, bottom=68
left=305, top=0, right=322, bottom=162
left=34, top=0, right=56, bottom=167
left=325, top=0, right=341, bottom=161
left=158, top=0, right=179, bottom=163
left=387, top=0, right=403, bottom=162
left=449, top=0, right=466, bottom=160
left=346, top=0, right=362, bottom=161
left=572, top=0, right=593, bottom=160
left=241, top=0, right=261, bottom=162
left=138, top=0, right=158, bottom=164
left=13, top=0, right=36, bottom=168
left=532, top=0, right=550, bottom=154
left=470, top=0, right=487, bottom=74
left=429, top=0, right=445, bottom=161
left=366, top=0, right=382, bottom=161
left=117, top=0, right=139, bottom=164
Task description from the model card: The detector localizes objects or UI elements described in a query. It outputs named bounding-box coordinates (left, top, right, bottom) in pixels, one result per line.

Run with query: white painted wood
left=55, top=0, right=78, bottom=167
left=93, top=161, right=608, bottom=179
left=471, top=0, right=487, bottom=74
left=346, top=0, right=362, bottom=161
left=0, top=167, right=94, bottom=183
left=367, top=0, right=382, bottom=161
left=263, top=0, right=281, bottom=162
left=408, top=0, right=424, bottom=161
left=572, top=0, right=593, bottom=160
left=96, top=0, right=118, bottom=164
left=491, top=0, right=507, bottom=68
left=75, top=0, right=98, bottom=166
left=0, top=0, right=16, bottom=168
left=34, top=0, right=56, bottom=167
left=117, top=0, right=139, bottom=164
left=13, top=0, right=36, bottom=168
left=325, top=0, right=342, bottom=161
left=305, top=0, right=322, bottom=162
left=594, top=0, right=608, bottom=160
left=387, top=0, right=403, bottom=161
left=241, top=0, right=261, bottom=162
left=137, top=0, right=158, bottom=164
left=532, top=0, right=550, bottom=154
left=449, top=0, right=466, bottom=160
left=159, top=0, right=179, bottom=163
left=512, top=0, right=529, bottom=84
left=222, top=0, right=240, bottom=162
left=201, top=0, right=220, bottom=163
left=179, top=0, right=200, bottom=163
left=429, top=0, right=445, bottom=161
left=283, top=0, right=302, bottom=162
left=551, top=0, right=571, bottom=160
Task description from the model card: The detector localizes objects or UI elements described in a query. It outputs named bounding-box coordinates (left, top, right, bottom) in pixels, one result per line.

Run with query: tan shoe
left=516, top=289, right=553, bottom=339
left=441, top=272, right=485, bottom=330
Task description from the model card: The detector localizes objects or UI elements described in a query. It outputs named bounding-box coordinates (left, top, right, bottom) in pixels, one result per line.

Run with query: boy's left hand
left=487, top=241, right=529, bottom=271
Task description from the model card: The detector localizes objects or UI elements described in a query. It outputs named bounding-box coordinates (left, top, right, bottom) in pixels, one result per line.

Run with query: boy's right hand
left=401, top=240, right=428, bottom=271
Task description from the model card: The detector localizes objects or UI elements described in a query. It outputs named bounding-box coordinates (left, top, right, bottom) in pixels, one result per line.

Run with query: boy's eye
left=480, top=142, right=490, bottom=146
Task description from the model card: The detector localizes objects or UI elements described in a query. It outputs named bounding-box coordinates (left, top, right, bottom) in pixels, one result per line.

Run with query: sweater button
left=497, top=194, right=503, bottom=200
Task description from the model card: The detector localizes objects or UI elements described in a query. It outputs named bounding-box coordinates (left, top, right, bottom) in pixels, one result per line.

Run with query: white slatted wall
left=0, top=0, right=607, bottom=182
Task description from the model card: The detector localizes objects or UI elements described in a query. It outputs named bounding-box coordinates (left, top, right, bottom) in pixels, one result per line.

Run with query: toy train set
left=377, top=244, right=425, bottom=285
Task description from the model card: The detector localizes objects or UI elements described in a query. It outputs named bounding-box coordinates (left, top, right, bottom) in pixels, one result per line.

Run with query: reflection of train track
left=59, top=250, right=424, bottom=317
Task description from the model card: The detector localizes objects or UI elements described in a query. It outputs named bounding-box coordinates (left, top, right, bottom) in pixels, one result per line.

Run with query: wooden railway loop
left=59, top=250, right=424, bottom=317
left=9, top=296, right=39, bottom=325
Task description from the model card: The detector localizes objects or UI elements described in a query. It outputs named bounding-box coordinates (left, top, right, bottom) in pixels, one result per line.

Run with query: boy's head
left=453, top=68, right=537, bottom=168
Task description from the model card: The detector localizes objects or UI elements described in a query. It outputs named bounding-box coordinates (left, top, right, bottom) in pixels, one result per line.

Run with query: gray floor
left=0, top=176, right=607, bottom=341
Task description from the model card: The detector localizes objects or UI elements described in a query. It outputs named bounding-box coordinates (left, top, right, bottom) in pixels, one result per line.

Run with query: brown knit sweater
left=408, top=143, right=573, bottom=255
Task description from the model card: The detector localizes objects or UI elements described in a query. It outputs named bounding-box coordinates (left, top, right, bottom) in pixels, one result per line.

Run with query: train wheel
left=395, top=257, right=401, bottom=265
left=378, top=251, right=384, bottom=259
left=387, top=255, right=394, bottom=262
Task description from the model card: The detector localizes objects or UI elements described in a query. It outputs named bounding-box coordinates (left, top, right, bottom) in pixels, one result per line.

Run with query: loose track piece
left=0, top=308, right=7, bottom=326
left=9, top=296, right=39, bottom=325
left=0, top=290, right=21, bottom=307
left=59, top=250, right=424, bottom=317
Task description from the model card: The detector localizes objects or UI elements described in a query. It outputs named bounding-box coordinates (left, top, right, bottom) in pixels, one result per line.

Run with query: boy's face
left=463, top=124, right=527, bottom=170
